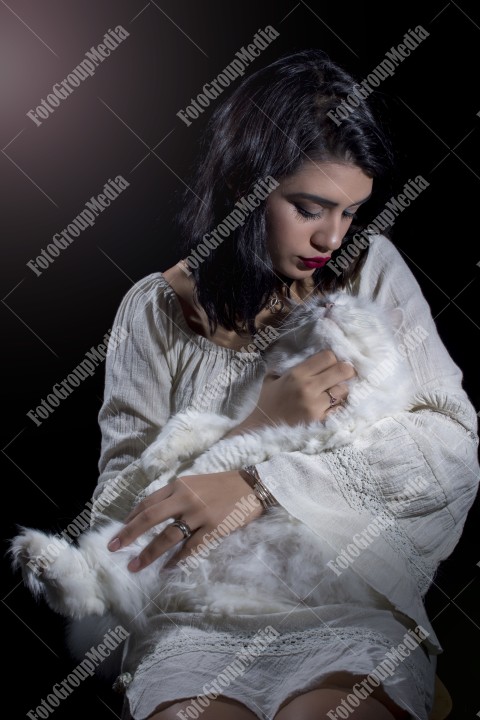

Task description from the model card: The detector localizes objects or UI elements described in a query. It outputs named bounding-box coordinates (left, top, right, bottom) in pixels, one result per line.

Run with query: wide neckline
left=157, top=272, right=264, bottom=360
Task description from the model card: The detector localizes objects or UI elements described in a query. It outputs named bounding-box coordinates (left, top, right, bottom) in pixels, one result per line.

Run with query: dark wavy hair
left=176, top=48, right=395, bottom=337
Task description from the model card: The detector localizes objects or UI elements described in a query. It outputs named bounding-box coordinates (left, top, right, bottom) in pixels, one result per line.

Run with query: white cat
left=11, top=292, right=413, bottom=629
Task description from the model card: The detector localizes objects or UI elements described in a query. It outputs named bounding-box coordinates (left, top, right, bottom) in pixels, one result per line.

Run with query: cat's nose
left=325, top=302, right=335, bottom=309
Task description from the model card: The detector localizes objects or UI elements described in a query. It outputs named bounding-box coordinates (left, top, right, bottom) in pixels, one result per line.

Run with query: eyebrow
left=285, top=192, right=372, bottom=208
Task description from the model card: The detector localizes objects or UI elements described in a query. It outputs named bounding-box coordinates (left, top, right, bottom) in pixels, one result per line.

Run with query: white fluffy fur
left=11, top=292, right=413, bottom=630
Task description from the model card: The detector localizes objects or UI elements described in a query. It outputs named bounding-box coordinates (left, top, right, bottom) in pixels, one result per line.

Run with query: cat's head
left=307, top=293, right=403, bottom=354
left=266, top=292, right=404, bottom=379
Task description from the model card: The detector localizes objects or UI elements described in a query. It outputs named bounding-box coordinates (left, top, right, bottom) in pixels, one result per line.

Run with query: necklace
left=265, top=291, right=285, bottom=314
left=240, top=290, right=285, bottom=334
left=179, top=260, right=285, bottom=332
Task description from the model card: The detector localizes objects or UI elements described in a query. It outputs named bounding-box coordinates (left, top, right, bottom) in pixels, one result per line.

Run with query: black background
left=1, top=2, right=479, bottom=718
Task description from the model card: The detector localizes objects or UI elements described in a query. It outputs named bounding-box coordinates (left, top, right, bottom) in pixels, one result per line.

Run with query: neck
left=279, top=277, right=316, bottom=303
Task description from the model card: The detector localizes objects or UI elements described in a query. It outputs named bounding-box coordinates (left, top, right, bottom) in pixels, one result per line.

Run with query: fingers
left=323, top=382, right=349, bottom=409
left=315, top=362, right=356, bottom=390
left=291, top=349, right=338, bottom=375
left=290, top=363, right=354, bottom=419
left=290, top=350, right=356, bottom=383
left=108, top=495, right=182, bottom=553
left=163, top=531, right=205, bottom=567
left=127, top=518, right=197, bottom=572
left=124, top=484, right=172, bottom=523
left=108, top=471, right=264, bottom=573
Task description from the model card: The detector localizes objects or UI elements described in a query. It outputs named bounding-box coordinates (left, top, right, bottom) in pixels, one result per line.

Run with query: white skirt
left=118, top=602, right=437, bottom=720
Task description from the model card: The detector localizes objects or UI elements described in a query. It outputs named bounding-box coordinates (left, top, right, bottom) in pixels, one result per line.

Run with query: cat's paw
left=10, top=528, right=104, bottom=619
left=199, top=602, right=228, bottom=615
left=200, top=599, right=238, bottom=616
left=10, top=529, right=67, bottom=579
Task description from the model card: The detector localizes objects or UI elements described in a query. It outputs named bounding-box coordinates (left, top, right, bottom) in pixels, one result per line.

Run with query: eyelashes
left=293, top=204, right=357, bottom=222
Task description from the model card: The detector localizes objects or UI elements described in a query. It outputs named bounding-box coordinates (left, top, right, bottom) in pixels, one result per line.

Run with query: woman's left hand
left=107, top=470, right=263, bottom=572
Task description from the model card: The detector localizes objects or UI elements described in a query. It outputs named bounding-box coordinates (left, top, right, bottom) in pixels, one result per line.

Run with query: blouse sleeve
left=254, top=235, right=479, bottom=633
left=90, top=273, right=174, bottom=520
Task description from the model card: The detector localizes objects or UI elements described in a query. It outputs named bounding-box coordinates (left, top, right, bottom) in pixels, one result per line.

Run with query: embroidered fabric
left=121, top=607, right=436, bottom=720
left=323, top=443, right=435, bottom=595
left=134, top=625, right=423, bottom=694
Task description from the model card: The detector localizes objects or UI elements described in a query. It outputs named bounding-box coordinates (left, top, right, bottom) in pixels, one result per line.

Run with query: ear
left=390, top=306, right=406, bottom=335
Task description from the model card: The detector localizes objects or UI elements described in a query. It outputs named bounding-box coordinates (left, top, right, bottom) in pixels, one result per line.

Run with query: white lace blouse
left=92, top=234, right=479, bottom=657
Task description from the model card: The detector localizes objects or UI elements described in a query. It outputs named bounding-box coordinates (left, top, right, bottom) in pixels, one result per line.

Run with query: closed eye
left=294, top=205, right=357, bottom=222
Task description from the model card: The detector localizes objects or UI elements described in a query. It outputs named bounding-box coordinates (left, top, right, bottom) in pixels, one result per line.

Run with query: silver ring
left=169, top=519, right=193, bottom=540
left=325, top=389, right=338, bottom=407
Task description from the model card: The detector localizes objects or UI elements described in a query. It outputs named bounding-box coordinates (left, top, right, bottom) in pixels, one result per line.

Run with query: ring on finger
left=169, top=519, right=193, bottom=540
left=325, top=389, right=338, bottom=407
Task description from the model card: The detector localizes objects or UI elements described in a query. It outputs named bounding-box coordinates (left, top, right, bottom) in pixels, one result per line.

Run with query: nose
left=310, top=213, right=344, bottom=252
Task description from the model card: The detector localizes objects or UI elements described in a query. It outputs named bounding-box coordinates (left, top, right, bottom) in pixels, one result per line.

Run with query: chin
left=283, top=259, right=315, bottom=278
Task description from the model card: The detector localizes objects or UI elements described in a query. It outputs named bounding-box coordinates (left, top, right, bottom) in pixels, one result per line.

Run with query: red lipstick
left=299, top=256, right=331, bottom=268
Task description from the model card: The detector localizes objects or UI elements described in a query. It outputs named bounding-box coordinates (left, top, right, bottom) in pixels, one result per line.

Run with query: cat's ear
left=390, top=306, right=406, bottom=336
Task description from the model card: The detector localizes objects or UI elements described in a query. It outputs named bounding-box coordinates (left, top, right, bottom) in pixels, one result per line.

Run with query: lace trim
left=130, top=625, right=426, bottom=704
left=323, top=444, right=434, bottom=595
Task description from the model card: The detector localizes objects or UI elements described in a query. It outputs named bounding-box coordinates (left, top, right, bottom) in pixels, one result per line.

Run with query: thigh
left=275, top=688, right=397, bottom=719
left=274, top=672, right=410, bottom=720
left=148, top=695, right=258, bottom=720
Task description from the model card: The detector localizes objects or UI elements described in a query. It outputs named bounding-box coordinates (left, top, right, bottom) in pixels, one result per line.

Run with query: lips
left=299, top=256, right=331, bottom=268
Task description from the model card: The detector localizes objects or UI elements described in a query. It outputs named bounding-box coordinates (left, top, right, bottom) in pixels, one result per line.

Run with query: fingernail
left=108, top=538, right=121, bottom=552
left=128, top=557, right=141, bottom=573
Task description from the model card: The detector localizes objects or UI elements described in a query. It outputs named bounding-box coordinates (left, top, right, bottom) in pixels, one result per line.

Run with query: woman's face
left=265, top=161, right=373, bottom=279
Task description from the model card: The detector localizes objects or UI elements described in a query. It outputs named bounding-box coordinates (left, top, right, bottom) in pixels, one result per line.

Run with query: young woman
left=91, top=49, right=479, bottom=720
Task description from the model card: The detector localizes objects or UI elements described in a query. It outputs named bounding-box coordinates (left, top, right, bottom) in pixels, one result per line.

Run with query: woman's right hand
left=225, top=350, right=355, bottom=437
